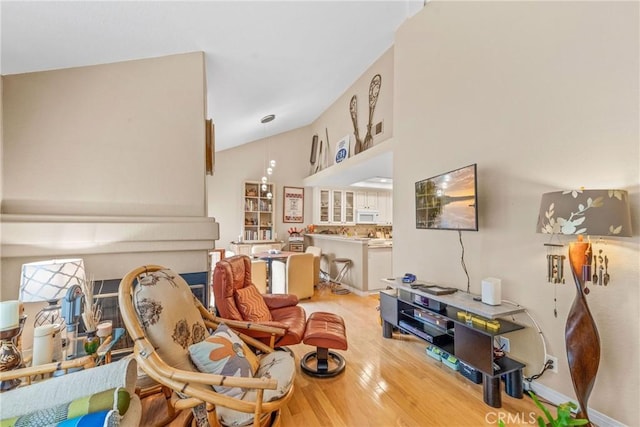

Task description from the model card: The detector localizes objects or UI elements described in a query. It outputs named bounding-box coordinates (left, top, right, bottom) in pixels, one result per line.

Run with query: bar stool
left=331, top=258, right=352, bottom=294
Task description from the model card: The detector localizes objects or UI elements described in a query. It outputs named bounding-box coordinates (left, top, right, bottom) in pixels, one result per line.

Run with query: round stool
left=301, top=312, right=348, bottom=377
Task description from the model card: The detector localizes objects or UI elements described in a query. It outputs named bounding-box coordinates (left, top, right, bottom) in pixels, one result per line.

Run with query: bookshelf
left=243, top=181, right=275, bottom=241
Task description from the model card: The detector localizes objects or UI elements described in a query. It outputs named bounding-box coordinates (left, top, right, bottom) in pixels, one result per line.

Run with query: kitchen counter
left=305, top=234, right=392, bottom=294
left=306, top=234, right=369, bottom=242
left=306, top=233, right=392, bottom=246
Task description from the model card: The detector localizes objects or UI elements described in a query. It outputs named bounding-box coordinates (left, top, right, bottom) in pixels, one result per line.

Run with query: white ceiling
left=1, top=0, right=423, bottom=152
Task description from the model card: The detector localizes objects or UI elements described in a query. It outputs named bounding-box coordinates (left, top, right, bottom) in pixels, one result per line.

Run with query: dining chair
left=304, top=246, right=322, bottom=286
left=271, top=253, right=315, bottom=300
left=251, top=259, right=268, bottom=293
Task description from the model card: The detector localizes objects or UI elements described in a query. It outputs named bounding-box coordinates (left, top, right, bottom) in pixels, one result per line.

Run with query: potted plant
left=81, top=277, right=102, bottom=354
left=498, top=391, right=589, bottom=427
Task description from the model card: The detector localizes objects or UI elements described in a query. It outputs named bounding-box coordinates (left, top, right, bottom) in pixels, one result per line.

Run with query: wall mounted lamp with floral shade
left=536, top=189, right=632, bottom=425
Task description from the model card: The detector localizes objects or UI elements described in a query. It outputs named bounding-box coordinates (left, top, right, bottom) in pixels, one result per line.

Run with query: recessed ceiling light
left=261, top=114, right=275, bottom=124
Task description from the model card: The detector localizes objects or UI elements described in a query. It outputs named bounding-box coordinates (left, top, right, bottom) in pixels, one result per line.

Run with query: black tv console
left=380, top=279, right=526, bottom=408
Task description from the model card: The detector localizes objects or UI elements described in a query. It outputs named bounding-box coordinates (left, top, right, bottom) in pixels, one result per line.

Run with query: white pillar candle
left=32, top=324, right=55, bottom=366
left=0, top=300, right=20, bottom=330
left=96, top=320, right=113, bottom=338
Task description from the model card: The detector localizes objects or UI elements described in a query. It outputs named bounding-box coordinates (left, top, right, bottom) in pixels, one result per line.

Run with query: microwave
left=356, top=209, right=379, bottom=224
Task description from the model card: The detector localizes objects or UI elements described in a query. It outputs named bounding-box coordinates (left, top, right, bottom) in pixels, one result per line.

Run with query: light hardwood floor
left=141, top=287, right=542, bottom=426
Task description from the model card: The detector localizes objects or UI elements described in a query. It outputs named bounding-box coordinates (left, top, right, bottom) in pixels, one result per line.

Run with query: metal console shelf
left=380, top=279, right=526, bottom=408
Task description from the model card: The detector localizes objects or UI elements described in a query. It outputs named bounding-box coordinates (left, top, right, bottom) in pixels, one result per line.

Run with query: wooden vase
left=566, top=239, right=600, bottom=425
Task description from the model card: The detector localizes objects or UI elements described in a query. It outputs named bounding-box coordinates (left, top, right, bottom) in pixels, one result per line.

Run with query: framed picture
left=283, top=186, right=304, bottom=223
left=205, top=119, right=215, bottom=175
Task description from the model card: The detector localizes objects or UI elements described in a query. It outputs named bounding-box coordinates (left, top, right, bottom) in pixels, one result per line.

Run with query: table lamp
left=20, top=258, right=86, bottom=361
left=536, top=189, right=632, bottom=424
left=20, top=258, right=86, bottom=326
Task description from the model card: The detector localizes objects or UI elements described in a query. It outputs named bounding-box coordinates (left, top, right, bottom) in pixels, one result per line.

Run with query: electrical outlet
left=546, top=354, right=558, bottom=373
left=498, top=336, right=510, bottom=353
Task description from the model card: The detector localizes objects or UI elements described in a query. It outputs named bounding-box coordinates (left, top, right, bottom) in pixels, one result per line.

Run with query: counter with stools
left=300, top=312, right=348, bottom=377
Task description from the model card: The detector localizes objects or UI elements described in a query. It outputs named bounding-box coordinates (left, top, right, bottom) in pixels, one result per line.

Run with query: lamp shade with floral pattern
left=537, top=189, right=632, bottom=237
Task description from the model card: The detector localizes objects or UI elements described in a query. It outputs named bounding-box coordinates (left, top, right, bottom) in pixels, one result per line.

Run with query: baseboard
left=528, top=381, right=626, bottom=427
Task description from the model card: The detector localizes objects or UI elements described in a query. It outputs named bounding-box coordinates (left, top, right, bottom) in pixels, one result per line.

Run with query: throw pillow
left=234, top=286, right=272, bottom=322
left=188, top=324, right=255, bottom=398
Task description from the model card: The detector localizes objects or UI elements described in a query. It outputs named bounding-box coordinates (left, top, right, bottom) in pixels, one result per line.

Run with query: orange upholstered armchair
left=213, top=255, right=307, bottom=348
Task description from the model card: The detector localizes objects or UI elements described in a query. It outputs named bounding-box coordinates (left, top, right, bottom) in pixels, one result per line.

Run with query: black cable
left=525, top=359, right=554, bottom=382
left=458, top=230, right=470, bottom=293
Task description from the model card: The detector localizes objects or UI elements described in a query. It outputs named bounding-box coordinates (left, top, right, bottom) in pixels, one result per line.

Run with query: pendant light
left=261, top=114, right=276, bottom=199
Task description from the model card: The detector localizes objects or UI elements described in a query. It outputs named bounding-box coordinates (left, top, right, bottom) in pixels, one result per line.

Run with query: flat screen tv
left=415, top=163, right=478, bottom=231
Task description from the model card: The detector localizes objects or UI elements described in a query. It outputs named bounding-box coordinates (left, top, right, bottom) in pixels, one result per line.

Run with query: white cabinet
left=332, top=190, right=355, bottom=224
left=230, top=241, right=283, bottom=256
left=377, top=191, right=393, bottom=225
left=318, top=189, right=330, bottom=224
left=356, top=191, right=379, bottom=210
left=315, top=188, right=355, bottom=225
left=368, top=246, right=392, bottom=291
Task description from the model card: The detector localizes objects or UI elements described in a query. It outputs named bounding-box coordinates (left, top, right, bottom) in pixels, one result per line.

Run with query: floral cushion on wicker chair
left=133, top=268, right=207, bottom=372
left=188, top=323, right=295, bottom=427
left=216, top=350, right=295, bottom=427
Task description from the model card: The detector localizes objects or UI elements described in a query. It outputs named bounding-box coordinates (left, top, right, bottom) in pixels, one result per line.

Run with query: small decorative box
left=460, top=360, right=482, bottom=384
left=471, top=316, right=487, bottom=328
left=486, top=320, right=501, bottom=332
left=440, top=352, right=460, bottom=371
left=457, top=311, right=472, bottom=323
left=426, top=345, right=442, bottom=362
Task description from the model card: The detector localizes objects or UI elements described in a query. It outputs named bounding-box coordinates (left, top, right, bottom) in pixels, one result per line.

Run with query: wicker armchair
left=118, top=265, right=295, bottom=427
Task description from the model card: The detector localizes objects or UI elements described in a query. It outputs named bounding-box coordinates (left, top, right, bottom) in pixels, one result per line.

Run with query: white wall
left=393, top=2, right=639, bottom=424
left=310, top=47, right=395, bottom=167
left=1, top=52, right=217, bottom=297
left=2, top=52, right=207, bottom=217
left=207, top=126, right=312, bottom=249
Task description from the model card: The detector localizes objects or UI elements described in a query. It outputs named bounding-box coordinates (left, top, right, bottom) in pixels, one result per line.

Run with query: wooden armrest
left=0, top=355, right=96, bottom=383
left=141, top=349, right=277, bottom=390
left=197, top=302, right=287, bottom=336
left=209, top=318, right=287, bottom=336
left=202, top=320, right=275, bottom=354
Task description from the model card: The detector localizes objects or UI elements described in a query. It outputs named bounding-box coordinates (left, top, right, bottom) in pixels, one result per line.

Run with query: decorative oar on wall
left=363, top=74, right=382, bottom=151
left=349, top=74, right=382, bottom=155
left=350, top=95, right=363, bottom=154
left=310, top=134, right=318, bottom=174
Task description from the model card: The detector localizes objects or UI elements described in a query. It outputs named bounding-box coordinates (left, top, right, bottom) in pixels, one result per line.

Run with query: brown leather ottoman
left=301, top=312, right=348, bottom=377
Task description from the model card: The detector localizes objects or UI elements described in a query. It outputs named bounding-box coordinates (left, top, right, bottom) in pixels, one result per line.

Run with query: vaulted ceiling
left=1, top=1, right=423, bottom=151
